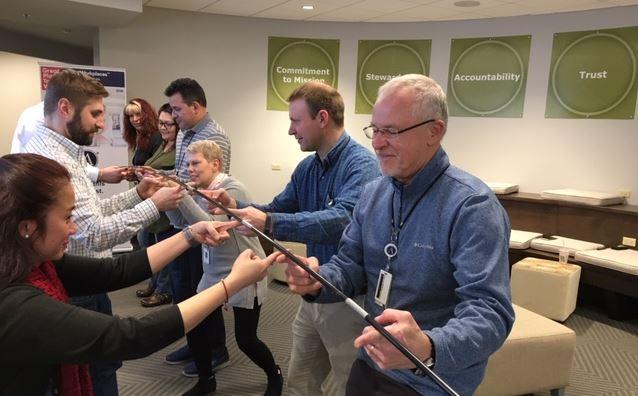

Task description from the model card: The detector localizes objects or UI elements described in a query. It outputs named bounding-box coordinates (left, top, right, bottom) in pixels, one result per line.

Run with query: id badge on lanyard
left=202, top=245, right=210, bottom=266
left=375, top=241, right=397, bottom=307
left=374, top=269, right=393, bottom=307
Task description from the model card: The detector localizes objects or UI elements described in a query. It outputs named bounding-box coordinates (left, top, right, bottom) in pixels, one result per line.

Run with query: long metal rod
left=147, top=169, right=459, bottom=396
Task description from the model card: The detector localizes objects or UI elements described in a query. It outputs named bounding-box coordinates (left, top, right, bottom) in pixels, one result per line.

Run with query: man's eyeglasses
left=159, top=121, right=176, bottom=129
left=363, top=119, right=437, bottom=139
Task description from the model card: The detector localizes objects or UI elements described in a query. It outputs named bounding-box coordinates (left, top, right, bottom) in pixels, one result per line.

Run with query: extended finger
left=263, top=252, right=281, bottom=265
left=354, top=327, right=382, bottom=348
left=216, top=220, right=240, bottom=232
left=374, top=308, right=407, bottom=325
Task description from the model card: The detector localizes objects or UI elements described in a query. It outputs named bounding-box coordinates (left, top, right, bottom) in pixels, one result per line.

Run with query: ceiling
left=144, top=0, right=638, bottom=23
left=2, top=0, right=638, bottom=48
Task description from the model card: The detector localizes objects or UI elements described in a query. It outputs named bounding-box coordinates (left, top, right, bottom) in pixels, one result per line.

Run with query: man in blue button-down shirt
left=284, top=74, right=515, bottom=395
left=208, top=82, right=380, bottom=395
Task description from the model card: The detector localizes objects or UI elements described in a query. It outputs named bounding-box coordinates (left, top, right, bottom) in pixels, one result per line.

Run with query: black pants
left=176, top=245, right=226, bottom=359
left=186, top=297, right=278, bottom=381
left=346, top=359, right=420, bottom=396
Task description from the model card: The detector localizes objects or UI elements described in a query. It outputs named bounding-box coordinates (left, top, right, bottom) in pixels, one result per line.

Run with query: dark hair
left=0, top=154, right=71, bottom=287
left=43, top=69, right=109, bottom=116
left=122, top=98, right=159, bottom=151
left=158, top=102, right=173, bottom=116
left=164, top=78, right=207, bottom=107
left=287, top=81, right=344, bottom=127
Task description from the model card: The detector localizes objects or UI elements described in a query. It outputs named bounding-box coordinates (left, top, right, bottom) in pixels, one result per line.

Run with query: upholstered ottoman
left=268, top=241, right=307, bottom=283
left=511, top=257, right=581, bottom=321
left=475, top=304, right=576, bottom=396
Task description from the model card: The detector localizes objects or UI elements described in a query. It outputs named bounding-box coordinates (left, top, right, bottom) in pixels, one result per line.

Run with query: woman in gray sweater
left=169, top=140, right=282, bottom=396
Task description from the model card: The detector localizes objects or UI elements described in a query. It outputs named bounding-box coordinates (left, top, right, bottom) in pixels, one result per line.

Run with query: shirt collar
left=391, top=147, right=450, bottom=197
left=38, top=123, right=85, bottom=163
left=313, top=131, right=350, bottom=169
left=185, top=113, right=212, bottom=135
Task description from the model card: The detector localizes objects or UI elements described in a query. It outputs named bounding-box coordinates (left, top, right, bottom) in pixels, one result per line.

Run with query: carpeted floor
left=111, top=280, right=638, bottom=396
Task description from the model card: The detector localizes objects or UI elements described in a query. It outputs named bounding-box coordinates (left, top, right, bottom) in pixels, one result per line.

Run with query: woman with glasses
left=124, top=99, right=164, bottom=302
left=135, top=103, right=180, bottom=307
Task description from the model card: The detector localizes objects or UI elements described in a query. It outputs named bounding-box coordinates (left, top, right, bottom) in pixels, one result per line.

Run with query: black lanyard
left=385, top=170, right=446, bottom=271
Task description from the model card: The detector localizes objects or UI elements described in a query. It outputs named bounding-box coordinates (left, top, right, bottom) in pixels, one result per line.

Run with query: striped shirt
left=25, top=124, right=159, bottom=258
left=171, top=113, right=231, bottom=228
left=174, top=113, right=231, bottom=180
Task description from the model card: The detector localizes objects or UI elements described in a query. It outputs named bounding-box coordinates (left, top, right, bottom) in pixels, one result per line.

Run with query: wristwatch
left=411, top=356, right=435, bottom=377
left=412, top=335, right=436, bottom=376
left=182, top=226, right=198, bottom=247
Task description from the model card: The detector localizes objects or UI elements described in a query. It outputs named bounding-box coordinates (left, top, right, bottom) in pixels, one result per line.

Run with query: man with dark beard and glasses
left=25, top=69, right=184, bottom=396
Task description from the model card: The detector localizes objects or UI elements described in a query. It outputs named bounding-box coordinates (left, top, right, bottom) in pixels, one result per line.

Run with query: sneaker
left=182, top=349, right=230, bottom=378
left=165, top=345, right=192, bottom=365
left=182, top=375, right=216, bottom=396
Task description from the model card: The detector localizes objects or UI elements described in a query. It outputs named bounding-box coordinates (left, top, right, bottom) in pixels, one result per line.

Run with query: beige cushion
left=268, top=241, right=307, bottom=283
left=575, top=248, right=638, bottom=276
left=530, top=236, right=604, bottom=256
left=486, top=181, right=519, bottom=195
left=509, top=229, right=543, bottom=249
left=475, top=304, right=576, bottom=396
left=511, top=257, right=581, bottom=321
left=540, top=188, right=624, bottom=206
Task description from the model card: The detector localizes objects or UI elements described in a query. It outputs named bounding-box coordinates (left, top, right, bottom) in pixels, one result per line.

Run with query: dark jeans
left=145, top=227, right=177, bottom=295
left=187, top=298, right=278, bottom=381
left=69, top=293, right=120, bottom=396
left=346, top=359, right=420, bottom=396
left=170, top=243, right=226, bottom=359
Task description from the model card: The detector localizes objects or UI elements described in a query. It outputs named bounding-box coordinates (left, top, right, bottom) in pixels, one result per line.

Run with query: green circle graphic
left=450, top=40, right=525, bottom=115
left=358, top=43, right=426, bottom=107
left=270, top=41, right=336, bottom=104
left=551, top=32, right=636, bottom=116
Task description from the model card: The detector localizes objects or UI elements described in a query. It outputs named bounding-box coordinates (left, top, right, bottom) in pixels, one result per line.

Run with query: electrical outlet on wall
left=619, top=189, right=632, bottom=199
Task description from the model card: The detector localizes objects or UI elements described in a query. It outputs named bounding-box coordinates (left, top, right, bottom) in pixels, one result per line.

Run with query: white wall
left=24, top=5, right=638, bottom=204
left=0, top=51, right=46, bottom=155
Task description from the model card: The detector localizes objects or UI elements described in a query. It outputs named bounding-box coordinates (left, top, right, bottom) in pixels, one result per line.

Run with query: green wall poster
left=267, top=36, right=340, bottom=111
left=546, top=26, right=638, bottom=119
left=355, top=40, right=431, bottom=114
left=447, top=35, right=531, bottom=118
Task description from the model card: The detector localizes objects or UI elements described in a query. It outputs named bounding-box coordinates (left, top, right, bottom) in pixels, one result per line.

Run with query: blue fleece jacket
left=314, top=147, right=514, bottom=395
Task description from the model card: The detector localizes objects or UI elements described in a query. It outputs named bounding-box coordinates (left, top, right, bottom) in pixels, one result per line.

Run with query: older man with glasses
left=283, top=74, right=515, bottom=396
